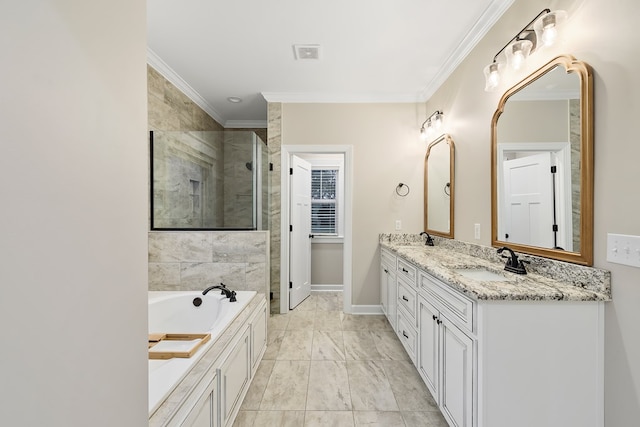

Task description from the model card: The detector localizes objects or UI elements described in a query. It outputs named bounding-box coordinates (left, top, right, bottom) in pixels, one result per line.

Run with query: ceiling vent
left=293, top=44, right=321, bottom=60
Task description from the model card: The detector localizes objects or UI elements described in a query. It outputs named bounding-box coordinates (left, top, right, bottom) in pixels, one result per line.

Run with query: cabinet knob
left=384, top=268, right=388, bottom=274
left=432, top=315, right=437, bottom=321
left=402, top=331, right=409, bottom=339
left=437, top=319, right=442, bottom=325
left=402, top=268, right=409, bottom=273
left=402, top=295, right=409, bottom=302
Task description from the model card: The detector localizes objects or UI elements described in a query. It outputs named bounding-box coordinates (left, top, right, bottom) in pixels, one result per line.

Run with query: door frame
left=280, top=145, right=353, bottom=314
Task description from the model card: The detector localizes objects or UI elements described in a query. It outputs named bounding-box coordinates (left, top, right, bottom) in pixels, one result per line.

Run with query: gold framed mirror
left=491, top=55, right=593, bottom=265
left=425, top=134, right=455, bottom=238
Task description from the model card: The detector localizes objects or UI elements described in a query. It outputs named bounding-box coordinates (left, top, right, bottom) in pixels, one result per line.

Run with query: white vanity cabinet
left=418, top=271, right=475, bottom=427
left=381, top=246, right=605, bottom=427
left=380, top=248, right=397, bottom=329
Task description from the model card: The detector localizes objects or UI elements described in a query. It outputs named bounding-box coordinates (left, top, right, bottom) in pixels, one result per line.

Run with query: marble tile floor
left=233, top=292, right=448, bottom=427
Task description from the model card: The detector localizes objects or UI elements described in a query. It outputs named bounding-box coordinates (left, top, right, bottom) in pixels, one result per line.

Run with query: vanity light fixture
left=420, top=110, right=444, bottom=141
left=483, top=9, right=567, bottom=91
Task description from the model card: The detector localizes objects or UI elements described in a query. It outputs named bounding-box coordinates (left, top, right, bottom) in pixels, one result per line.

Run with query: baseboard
left=311, top=284, right=344, bottom=292
left=350, top=304, right=384, bottom=315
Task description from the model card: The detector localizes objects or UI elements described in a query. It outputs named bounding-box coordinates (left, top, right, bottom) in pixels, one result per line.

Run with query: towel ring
left=396, top=183, right=410, bottom=197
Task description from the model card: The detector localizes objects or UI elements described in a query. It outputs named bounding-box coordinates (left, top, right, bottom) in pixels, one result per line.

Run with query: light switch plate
left=607, top=233, right=640, bottom=268
left=395, top=220, right=402, bottom=231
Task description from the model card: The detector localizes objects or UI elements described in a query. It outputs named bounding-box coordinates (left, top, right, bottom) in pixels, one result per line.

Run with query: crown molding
left=420, top=0, right=515, bottom=101
left=147, top=48, right=226, bottom=126
left=225, top=119, right=268, bottom=129
left=261, top=92, right=422, bottom=103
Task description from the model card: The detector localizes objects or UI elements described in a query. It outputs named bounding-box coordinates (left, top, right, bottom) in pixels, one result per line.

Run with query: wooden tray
left=148, top=333, right=211, bottom=359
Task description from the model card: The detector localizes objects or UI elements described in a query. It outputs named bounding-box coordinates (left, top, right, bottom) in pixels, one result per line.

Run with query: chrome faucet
left=420, top=231, right=435, bottom=246
left=202, top=283, right=237, bottom=302
left=496, top=247, right=528, bottom=274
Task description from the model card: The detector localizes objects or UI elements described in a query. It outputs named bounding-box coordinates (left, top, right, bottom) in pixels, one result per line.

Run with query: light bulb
left=432, top=113, right=443, bottom=131
left=483, top=62, right=501, bottom=92
left=511, top=51, right=525, bottom=70
left=534, top=10, right=567, bottom=48
left=505, top=40, right=532, bottom=71
left=541, top=26, right=558, bottom=46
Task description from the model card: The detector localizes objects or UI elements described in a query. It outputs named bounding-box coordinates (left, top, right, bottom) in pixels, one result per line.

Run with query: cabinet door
left=219, top=327, right=250, bottom=427
left=250, top=301, right=267, bottom=375
left=418, top=296, right=440, bottom=400
left=183, top=376, right=217, bottom=427
left=380, top=262, right=389, bottom=316
left=186, top=391, right=213, bottom=427
left=440, top=315, right=474, bottom=427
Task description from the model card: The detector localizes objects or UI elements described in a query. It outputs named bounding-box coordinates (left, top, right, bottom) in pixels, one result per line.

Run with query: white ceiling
left=147, top=0, right=514, bottom=128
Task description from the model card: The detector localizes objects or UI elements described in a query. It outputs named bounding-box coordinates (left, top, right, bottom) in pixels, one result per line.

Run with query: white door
left=502, top=152, right=554, bottom=247
left=289, top=155, right=312, bottom=309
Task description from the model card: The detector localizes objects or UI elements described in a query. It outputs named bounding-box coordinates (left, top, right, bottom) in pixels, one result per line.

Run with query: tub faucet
left=496, top=246, right=528, bottom=275
left=202, top=283, right=237, bottom=302
left=419, top=231, right=435, bottom=246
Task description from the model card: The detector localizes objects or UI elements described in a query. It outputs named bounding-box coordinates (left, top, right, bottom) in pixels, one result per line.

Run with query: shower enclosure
left=150, top=130, right=269, bottom=230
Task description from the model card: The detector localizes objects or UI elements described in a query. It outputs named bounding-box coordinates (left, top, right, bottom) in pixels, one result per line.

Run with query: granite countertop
left=381, top=241, right=611, bottom=302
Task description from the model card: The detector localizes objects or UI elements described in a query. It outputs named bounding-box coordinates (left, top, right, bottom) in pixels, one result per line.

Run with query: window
left=311, top=169, right=338, bottom=234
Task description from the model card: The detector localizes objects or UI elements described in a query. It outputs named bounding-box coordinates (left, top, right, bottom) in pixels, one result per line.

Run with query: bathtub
left=148, top=290, right=257, bottom=415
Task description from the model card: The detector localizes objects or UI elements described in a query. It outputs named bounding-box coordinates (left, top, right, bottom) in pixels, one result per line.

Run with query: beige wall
left=281, top=103, right=426, bottom=305
left=311, top=243, right=344, bottom=285
left=499, top=100, right=568, bottom=142
left=1, top=1, right=148, bottom=425
left=422, top=0, right=640, bottom=424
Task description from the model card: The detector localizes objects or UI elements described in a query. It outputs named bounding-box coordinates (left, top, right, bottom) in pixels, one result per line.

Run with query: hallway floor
left=233, top=292, right=448, bottom=427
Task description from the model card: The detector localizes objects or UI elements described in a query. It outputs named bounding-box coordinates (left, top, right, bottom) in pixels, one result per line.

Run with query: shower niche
left=150, top=130, right=269, bottom=230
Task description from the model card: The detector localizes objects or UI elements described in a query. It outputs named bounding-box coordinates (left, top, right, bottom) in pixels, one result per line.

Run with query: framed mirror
left=425, top=134, right=455, bottom=238
left=491, top=55, right=593, bottom=265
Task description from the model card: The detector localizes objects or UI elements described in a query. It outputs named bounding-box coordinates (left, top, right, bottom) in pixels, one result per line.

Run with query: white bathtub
left=148, top=290, right=256, bottom=415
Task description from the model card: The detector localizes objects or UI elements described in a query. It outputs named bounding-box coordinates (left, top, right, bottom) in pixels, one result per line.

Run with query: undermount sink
left=453, top=267, right=512, bottom=282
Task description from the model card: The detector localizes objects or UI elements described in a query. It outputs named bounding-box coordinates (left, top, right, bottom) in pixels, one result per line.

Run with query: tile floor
left=233, top=292, right=448, bottom=427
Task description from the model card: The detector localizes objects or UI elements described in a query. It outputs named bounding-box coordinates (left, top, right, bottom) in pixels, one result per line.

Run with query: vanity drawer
left=396, top=309, right=417, bottom=364
left=397, top=259, right=417, bottom=285
left=420, top=271, right=475, bottom=332
left=381, top=248, right=396, bottom=269
left=397, top=279, right=417, bottom=326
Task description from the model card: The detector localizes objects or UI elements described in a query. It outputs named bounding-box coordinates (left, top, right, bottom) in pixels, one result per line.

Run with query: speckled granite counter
left=380, top=234, right=611, bottom=302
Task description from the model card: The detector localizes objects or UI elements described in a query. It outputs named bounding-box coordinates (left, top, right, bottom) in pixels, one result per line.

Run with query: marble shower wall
left=267, top=103, right=282, bottom=313
left=223, top=131, right=255, bottom=228
left=148, top=65, right=270, bottom=298
left=148, top=231, right=269, bottom=295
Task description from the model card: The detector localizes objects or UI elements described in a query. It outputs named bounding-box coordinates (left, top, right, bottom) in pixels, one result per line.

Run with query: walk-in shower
left=150, top=130, right=269, bottom=230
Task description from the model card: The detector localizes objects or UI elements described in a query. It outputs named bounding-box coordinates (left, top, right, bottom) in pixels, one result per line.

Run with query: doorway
left=280, top=145, right=353, bottom=314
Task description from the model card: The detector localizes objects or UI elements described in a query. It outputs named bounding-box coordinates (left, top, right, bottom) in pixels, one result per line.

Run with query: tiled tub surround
left=379, top=233, right=610, bottom=300
left=380, top=233, right=609, bottom=427
left=149, top=231, right=269, bottom=297
left=149, top=292, right=267, bottom=426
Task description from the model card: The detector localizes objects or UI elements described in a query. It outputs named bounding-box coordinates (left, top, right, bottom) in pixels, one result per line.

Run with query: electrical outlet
left=607, top=233, right=640, bottom=268
left=395, top=220, right=402, bottom=231
left=474, top=223, right=481, bottom=240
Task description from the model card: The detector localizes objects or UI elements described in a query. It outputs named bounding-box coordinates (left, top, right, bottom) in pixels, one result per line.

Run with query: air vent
left=293, top=44, right=321, bottom=60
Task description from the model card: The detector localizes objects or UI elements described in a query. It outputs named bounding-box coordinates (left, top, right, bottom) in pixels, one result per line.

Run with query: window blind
left=311, top=169, right=337, bottom=234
